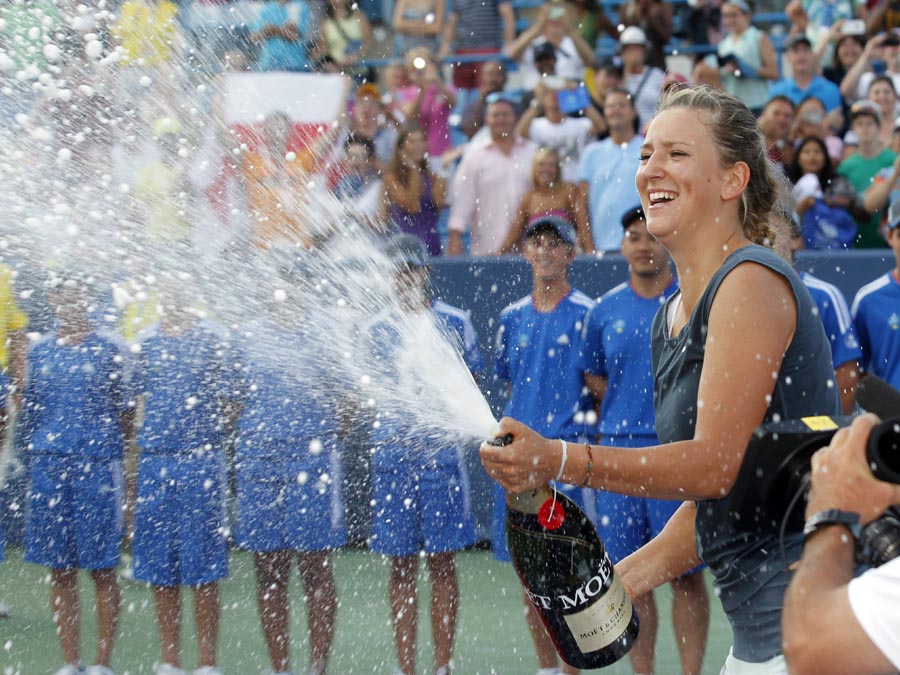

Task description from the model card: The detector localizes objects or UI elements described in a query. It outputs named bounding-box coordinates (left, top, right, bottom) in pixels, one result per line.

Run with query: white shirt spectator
left=520, top=37, right=586, bottom=91
left=526, top=115, right=594, bottom=183
left=625, top=66, right=665, bottom=129
left=448, top=136, right=537, bottom=255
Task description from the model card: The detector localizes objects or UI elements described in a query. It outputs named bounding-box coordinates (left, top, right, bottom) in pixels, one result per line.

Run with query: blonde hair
left=531, top=147, right=563, bottom=186
left=656, top=85, right=779, bottom=246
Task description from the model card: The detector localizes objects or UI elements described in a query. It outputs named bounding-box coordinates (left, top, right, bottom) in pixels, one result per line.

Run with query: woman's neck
left=667, top=228, right=748, bottom=312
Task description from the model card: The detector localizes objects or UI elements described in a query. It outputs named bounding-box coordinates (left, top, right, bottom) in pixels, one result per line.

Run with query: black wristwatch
left=803, top=509, right=862, bottom=543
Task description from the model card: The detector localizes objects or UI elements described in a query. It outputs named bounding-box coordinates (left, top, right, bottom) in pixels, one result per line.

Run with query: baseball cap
left=356, top=82, right=381, bottom=101
left=849, top=99, right=882, bottom=125
left=785, top=33, right=813, bottom=50
left=619, top=26, right=648, bottom=47
left=887, top=199, right=900, bottom=231
left=533, top=41, right=557, bottom=61
left=525, top=215, right=578, bottom=247
left=384, top=233, right=430, bottom=267
left=620, top=205, right=645, bottom=229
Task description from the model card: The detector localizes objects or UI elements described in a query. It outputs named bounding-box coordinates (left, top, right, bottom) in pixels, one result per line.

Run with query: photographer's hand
left=784, top=412, right=900, bottom=675
left=807, top=413, right=900, bottom=524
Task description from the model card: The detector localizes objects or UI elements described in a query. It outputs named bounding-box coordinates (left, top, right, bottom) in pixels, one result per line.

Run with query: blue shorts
left=25, top=455, right=123, bottom=570
left=594, top=491, right=681, bottom=563
left=235, top=458, right=346, bottom=552
left=491, top=479, right=594, bottom=563
left=132, top=454, right=228, bottom=587
left=591, top=434, right=686, bottom=564
left=370, top=462, right=476, bottom=557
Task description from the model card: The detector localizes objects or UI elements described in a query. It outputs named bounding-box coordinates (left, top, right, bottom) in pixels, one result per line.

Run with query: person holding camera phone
left=783, top=413, right=900, bottom=675
left=841, top=30, right=900, bottom=103
left=503, top=2, right=597, bottom=91
left=515, top=76, right=605, bottom=183
left=715, top=0, right=779, bottom=115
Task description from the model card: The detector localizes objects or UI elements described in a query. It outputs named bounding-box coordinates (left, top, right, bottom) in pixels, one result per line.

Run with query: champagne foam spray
left=0, top=1, right=498, bottom=466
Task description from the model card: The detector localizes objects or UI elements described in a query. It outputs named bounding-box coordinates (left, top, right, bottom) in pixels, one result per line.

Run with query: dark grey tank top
left=651, top=244, right=839, bottom=662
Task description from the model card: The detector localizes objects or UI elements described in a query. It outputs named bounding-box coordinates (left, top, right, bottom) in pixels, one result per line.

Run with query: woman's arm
left=568, top=183, right=594, bottom=253
left=616, top=501, right=701, bottom=598
left=422, top=0, right=446, bottom=36
left=566, top=19, right=598, bottom=69
left=431, top=173, right=447, bottom=209
left=755, top=33, right=780, bottom=81
left=515, top=102, right=541, bottom=139
left=481, top=262, right=798, bottom=500
left=504, top=5, right=547, bottom=60
left=840, top=34, right=881, bottom=101
left=393, top=0, right=415, bottom=33
left=384, top=170, right=425, bottom=213
left=863, top=154, right=900, bottom=213
left=497, top=196, right=531, bottom=254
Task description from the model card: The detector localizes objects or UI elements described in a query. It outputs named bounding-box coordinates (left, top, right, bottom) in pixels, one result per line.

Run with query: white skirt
left=719, top=648, right=788, bottom=675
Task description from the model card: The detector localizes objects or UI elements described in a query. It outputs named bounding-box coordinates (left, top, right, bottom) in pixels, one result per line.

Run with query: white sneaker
left=154, top=665, right=187, bottom=675
left=52, top=665, right=84, bottom=675
left=193, top=668, right=223, bottom=675
left=85, top=667, right=115, bottom=675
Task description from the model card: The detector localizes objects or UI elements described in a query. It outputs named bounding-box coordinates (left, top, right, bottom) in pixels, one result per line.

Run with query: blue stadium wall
left=1, top=251, right=895, bottom=547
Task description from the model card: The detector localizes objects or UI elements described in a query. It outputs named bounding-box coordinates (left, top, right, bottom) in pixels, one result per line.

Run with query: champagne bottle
left=506, top=484, right=639, bottom=669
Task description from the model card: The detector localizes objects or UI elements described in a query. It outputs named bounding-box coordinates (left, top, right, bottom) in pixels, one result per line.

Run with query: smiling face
left=721, top=2, right=749, bottom=33
left=524, top=227, right=575, bottom=283
left=400, top=129, right=428, bottom=164
left=533, top=150, right=561, bottom=187
left=621, top=218, right=671, bottom=278
left=836, top=36, right=863, bottom=70
left=604, top=89, right=637, bottom=134
left=797, top=139, right=827, bottom=175
left=486, top=100, right=517, bottom=139
left=759, top=98, right=795, bottom=139
left=868, top=79, right=897, bottom=115
left=636, top=107, right=736, bottom=244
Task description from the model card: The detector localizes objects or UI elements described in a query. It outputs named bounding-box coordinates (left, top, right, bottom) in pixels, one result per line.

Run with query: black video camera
left=725, top=376, right=900, bottom=568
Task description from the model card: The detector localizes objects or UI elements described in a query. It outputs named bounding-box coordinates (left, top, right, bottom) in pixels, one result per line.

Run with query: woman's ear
left=722, top=160, right=751, bottom=203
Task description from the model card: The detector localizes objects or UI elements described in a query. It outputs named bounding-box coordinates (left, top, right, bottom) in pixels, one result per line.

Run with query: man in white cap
left=619, top=26, right=665, bottom=130
left=503, top=2, right=597, bottom=90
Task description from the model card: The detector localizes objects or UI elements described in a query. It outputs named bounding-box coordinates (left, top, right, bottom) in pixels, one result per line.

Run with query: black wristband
left=803, top=509, right=862, bottom=543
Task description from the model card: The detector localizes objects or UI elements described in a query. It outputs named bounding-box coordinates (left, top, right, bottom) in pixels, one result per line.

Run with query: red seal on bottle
left=537, top=498, right=565, bottom=530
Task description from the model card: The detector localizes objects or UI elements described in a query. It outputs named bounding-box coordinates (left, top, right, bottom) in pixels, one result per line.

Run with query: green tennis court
left=0, top=547, right=733, bottom=674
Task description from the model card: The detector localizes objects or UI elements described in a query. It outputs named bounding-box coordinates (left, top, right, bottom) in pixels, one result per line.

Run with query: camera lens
left=866, top=418, right=900, bottom=484
left=860, top=507, right=900, bottom=567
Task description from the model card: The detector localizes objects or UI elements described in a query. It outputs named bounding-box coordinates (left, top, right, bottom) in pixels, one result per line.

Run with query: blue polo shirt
left=22, top=331, right=130, bottom=460
left=768, top=75, right=843, bottom=112
left=253, top=0, right=314, bottom=72
left=494, top=289, right=595, bottom=440
left=370, top=300, right=485, bottom=467
left=577, top=136, right=643, bottom=252
left=235, top=320, right=339, bottom=465
left=851, top=271, right=900, bottom=389
left=133, top=321, right=242, bottom=454
left=801, top=272, right=862, bottom=370
left=581, top=278, right=677, bottom=441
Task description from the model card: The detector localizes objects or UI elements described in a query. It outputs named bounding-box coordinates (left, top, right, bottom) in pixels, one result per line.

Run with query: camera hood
left=725, top=415, right=857, bottom=534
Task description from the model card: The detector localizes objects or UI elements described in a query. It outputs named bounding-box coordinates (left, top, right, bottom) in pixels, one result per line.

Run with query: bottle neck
left=506, top=484, right=554, bottom=514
